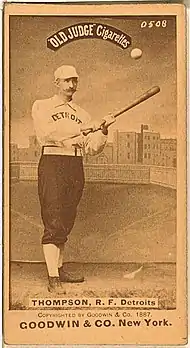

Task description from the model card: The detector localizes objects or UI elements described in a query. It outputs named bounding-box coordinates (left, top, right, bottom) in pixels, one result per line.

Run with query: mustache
left=66, top=88, right=77, bottom=92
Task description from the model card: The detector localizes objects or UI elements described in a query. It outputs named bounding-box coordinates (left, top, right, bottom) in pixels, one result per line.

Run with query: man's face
left=56, top=77, right=78, bottom=97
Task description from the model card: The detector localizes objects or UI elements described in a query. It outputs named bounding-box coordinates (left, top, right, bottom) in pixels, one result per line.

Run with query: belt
left=42, top=146, right=83, bottom=156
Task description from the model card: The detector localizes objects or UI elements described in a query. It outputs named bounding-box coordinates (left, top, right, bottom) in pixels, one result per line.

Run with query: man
left=32, top=65, right=115, bottom=293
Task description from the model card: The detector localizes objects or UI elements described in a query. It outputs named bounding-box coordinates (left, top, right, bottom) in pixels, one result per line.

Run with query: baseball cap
left=54, top=65, right=79, bottom=80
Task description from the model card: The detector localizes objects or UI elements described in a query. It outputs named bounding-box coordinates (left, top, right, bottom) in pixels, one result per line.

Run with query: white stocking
left=43, top=244, right=60, bottom=277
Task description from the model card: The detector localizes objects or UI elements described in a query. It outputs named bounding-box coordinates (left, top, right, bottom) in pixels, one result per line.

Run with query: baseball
left=130, top=48, right=143, bottom=59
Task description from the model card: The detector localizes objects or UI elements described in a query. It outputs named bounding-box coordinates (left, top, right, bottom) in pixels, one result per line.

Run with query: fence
left=10, top=162, right=176, bottom=189
left=150, top=166, right=176, bottom=189
left=84, top=164, right=150, bottom=184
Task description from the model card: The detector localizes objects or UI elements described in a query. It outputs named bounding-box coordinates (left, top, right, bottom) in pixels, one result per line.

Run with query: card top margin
left=3, top=2, right=186, bottom=17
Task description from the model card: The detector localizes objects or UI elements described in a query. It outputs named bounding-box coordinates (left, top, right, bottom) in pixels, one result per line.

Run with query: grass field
left=10, top=262, right=176, bottom=310
left=9, top=181, right=176, bottom=310
left=10, top=181, right=176, bottom=263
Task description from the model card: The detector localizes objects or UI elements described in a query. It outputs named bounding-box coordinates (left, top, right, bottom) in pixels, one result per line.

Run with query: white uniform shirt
left=32, top=95, right=107, bottom=156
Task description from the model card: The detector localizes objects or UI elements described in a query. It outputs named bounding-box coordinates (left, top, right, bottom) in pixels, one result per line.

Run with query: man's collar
left=52, top=94, right=76, bottom=111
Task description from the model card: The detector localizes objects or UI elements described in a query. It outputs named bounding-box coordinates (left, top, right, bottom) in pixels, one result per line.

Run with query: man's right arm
left=32, top=100, right=53, bottom=145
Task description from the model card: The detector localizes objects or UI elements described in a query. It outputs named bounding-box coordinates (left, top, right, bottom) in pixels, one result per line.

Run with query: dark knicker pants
left=38, top=155, right=85, bottom=246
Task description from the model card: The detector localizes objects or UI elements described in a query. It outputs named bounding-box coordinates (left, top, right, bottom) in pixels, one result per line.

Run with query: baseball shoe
left=58, top=267, right=85, bottom=283
left=48, top=276, right=66, bottom=293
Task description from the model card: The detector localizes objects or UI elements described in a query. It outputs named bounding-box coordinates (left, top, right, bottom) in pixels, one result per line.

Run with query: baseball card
left=3, top=2, right=187, bottom=345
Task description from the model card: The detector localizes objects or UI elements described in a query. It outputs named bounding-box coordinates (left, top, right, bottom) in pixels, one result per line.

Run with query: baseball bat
left=108, top=85, right=160, bottom=119
left=71, top=85, right=160, bottom=139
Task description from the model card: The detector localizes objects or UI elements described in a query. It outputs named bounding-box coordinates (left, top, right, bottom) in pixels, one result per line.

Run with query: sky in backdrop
left=9, top=15, right=176, bottom=147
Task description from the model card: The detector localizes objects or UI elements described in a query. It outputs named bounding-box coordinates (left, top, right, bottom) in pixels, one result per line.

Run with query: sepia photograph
left=4, top=3, right=186, bottom=345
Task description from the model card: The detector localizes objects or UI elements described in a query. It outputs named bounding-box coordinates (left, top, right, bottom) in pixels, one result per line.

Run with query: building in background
left=113, top=130, right=138, bottom=164
left=11, top=126, right=177, bottom=167
left=28, top=135, right=41, bottom=160
left=16, top=135, right=41, bottom=162
left=138, top=124, right=161, bottom=165
left=18, top=148, right=31, bottom=162
left=159, top=138, right=177, bottom=167
left=10, top=143, right=19, bottom=162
